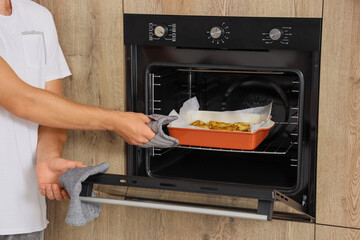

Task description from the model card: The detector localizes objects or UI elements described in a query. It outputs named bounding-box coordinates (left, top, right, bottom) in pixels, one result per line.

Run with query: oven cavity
left=145, top=64, right=304, bottom=194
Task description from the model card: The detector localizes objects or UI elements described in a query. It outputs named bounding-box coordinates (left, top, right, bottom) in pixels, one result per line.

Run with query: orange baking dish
left=168, top=125, right=274, bottom=150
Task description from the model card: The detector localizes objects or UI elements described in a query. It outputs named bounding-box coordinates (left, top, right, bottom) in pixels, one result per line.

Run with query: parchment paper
left=168, top=97, right=275, bottom=132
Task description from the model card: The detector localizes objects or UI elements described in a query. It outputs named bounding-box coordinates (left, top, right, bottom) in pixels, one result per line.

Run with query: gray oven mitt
left=59, top=162, right=110, bottom=226
left=140, top=114, right=179, bottom=148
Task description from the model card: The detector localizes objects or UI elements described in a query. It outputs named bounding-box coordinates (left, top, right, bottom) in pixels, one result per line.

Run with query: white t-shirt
left=0, top=0, right=71, bottom=235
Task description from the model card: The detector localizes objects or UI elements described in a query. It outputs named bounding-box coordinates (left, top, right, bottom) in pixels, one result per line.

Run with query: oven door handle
left=79, top=196, right=269, bottom=221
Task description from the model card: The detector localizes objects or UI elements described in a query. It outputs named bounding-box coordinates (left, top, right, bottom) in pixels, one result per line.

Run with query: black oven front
left=81, top=14, right=321, bottom=221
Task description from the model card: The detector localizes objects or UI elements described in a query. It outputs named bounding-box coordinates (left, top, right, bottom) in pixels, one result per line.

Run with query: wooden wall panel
left=34, top=0, right=126, bottom=175
left=316, top=225, right=360, bottom=240
left=124, top=0, right=322, bottom=18
left=42, top=199, right=315, bottom=240
left=116, top=206, right=314, bottom=240
left=316, top=0, right=360, bottom=228
left=33, top=0, right=127, bottom=239
left=43, top=187, right=314, bottom=240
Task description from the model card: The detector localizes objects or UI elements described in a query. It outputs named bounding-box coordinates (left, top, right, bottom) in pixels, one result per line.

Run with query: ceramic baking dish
left=168, top=124, right=274, bottom=150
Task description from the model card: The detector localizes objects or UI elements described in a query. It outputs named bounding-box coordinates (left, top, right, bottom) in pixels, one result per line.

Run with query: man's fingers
left=67, top=160, right=87, bottom=169
left=46, top=185, right=55, bottom=200
left=143, top=117, right=152, bottom=124
left=145, top=127, right=156, bottom=140
left=137, top=113, right=152, bottom=123
left=61, top=189, right=70, bottom=200
left=139, top=137, right=151, bottom=145
left=76, top=162, right=87, bottom=168
left=39, top=185, right=46, bottom=196
left=61, top=160, right=87, bottom=173
left=52, top=185, right=63, bottom=201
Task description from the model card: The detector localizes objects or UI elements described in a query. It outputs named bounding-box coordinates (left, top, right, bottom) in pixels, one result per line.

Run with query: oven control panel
left=125, top=14, right=321, bottom=51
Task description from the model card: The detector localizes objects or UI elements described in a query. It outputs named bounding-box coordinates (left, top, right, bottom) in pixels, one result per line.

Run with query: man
left=0, top=0, right=155, bottom=239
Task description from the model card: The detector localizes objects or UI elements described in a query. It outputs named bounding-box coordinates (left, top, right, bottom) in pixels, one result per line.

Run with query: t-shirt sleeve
left=43, top=11, right=71, bottom=82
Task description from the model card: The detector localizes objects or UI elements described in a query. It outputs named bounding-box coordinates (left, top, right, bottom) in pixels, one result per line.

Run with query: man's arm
left=36, top=79, right=85, bottom=201
left=0, top=57, right=155, bottom=145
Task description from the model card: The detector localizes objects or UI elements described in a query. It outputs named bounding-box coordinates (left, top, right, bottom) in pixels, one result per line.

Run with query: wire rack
left=176, top=141, right=295, bottom=155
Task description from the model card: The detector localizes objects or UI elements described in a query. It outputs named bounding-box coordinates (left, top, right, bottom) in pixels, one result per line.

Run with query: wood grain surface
left=32, top=0, right=127, bottom=239
left=124, top=0, right=322, bottom=18
left=114, top=205, right=314, bottom=240
left=34, top=0, right=126, bottom=174
left=49, top=187, right=316, bottom=240
left=316, top=0, right=360, bottom=228
left=316, top=225, right=360, bottom=240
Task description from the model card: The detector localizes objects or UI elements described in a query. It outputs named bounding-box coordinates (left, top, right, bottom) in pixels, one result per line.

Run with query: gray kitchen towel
left=141, top=114, right=179, bottom=148
left=59, top=162, right=110, bottom=226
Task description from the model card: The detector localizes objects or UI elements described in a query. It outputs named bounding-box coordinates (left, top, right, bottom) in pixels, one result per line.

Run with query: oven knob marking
left=269, top=28, right=284, bottom=41
left=154, top=25, right=169, bottom=38
left=210, top=26, right=224, bottom=39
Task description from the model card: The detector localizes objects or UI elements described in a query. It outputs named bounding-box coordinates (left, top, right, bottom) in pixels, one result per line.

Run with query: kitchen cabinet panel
left=44, top=188, right=314, bottom=240
left=111, top=201, right=315, bottom=240
left=316, top=225, right=360, bottom=240
left=45, top=193, right=315, bottom=240
left=317, top=0, right=360, bottom=228
left=124, top=0, right=322, bottom=18
left=32, top=0, right=127, bottom=239
left=33, top=0, right=126, bottom=174
left=48, top=189, right=315, bottom=240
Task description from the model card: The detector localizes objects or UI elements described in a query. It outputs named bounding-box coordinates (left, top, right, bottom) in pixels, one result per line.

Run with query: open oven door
left=80, top=174, right=314, bottom=222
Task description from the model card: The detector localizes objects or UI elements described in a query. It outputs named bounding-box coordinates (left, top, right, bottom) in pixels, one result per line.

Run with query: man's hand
left=112, top=112, right=155, bottom=145
left=36, top=157, right=86, bottom=201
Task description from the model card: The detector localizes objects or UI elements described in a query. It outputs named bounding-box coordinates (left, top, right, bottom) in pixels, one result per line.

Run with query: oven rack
left=175, top=142, right=295, bottom=155
left=176, top=68, right=287, bottom=75
left=153, top=134, right=296, bottom=156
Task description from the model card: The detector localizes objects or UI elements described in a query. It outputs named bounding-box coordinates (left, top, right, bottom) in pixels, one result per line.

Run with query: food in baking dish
left=191, top=120, right=250, bottom=132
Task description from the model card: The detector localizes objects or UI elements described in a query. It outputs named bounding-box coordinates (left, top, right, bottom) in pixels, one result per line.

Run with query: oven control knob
left=269, top=28, right=284, bottom=41
left=154, top=25, right=169, bottom=38
left=210, top=26, right=224, bottom=39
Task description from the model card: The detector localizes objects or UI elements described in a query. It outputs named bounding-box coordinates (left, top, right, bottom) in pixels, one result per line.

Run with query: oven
left=81, top=14, right=321, bottom=222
